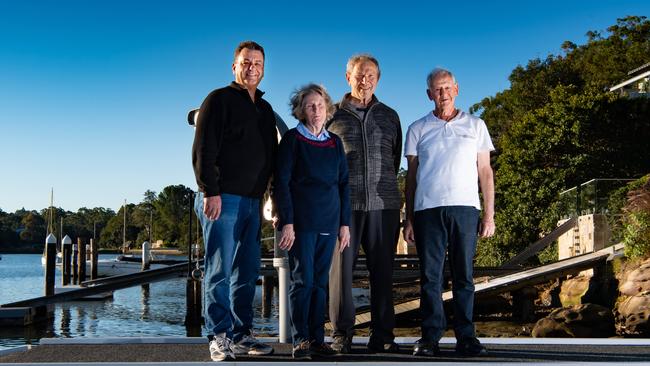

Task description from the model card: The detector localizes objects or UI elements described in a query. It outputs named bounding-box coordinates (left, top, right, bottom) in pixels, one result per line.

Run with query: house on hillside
left=609, top=62, right=650, bottom=98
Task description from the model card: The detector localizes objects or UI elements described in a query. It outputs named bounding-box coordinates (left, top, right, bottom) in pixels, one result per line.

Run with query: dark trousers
left=413, top=206, right=480, bottom=342
left=328, top=209, right=399, bottom=343
left=288, top=231, right=336, bottom=345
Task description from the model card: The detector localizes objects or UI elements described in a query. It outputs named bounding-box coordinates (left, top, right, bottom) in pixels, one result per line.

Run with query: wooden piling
left=72, top=241, right=79, bottom=285
left=142, top=241, right=151, bottom=271
left=77, top=238, right=86, bottom=283
left=44, top=234, right=57, bottom=297
left=262, top=275, right=275, bottom=318
left=62, top=235, right=72, bottom=286
left=185, top=278, right=202, bottom=333
left=90, top=238, right=98, bottom=280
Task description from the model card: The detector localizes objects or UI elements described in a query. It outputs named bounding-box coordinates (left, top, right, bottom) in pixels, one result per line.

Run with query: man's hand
left=203, top=195, right=222, bottom=221
left=479, top=217, right=495, bottom=238
left=403, top=220, right=415, bottom=244
left=338, top=226, right=350, bottom=253
left=278, top=224, right=295, bottom=251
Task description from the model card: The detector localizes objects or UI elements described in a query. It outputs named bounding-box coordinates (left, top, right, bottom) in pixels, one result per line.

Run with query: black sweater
left=192, top=82, right=278, bottom=198
left=273, top=128, right=351, bottom=234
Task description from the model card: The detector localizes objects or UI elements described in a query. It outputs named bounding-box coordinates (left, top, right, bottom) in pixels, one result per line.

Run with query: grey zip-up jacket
left=326, top=94, right=402, bottom=211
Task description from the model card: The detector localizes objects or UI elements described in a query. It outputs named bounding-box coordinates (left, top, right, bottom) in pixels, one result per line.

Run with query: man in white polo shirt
left=403, top=68, right=495, bottom=357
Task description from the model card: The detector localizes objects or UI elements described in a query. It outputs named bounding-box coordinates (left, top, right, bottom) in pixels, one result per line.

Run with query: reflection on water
left=0, top=254, right=282, bottom=350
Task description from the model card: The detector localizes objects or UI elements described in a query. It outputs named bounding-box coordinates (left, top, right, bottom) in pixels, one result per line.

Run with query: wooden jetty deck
left=338, top=243, right=624, bottom=329
left=1, top=337, right=649, bottom=364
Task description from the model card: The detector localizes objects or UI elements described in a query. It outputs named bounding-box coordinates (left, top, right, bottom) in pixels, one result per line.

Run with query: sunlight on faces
left=302, top=92, right=327, bottom=134
left=346, top=61, right=379, bottom=102
left=427, top=74, right=459, bottom=111
left=232, top=48, right=264, bottom=90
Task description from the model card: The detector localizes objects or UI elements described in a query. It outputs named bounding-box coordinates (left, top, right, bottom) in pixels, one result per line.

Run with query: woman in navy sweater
left=273, top=84, right=351, bottom=359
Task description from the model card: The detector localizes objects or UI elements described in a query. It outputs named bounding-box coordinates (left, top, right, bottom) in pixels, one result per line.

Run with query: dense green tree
left=154, top=185, right=195, bottom=250
left=99, top=204, right=138, bottom=249
left=471, top=16, right=650, bottom=265
left=19, top=211, right=46, bottom=243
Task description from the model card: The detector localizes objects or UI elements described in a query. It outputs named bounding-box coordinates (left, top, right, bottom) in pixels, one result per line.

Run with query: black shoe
left=310, top=342, right=337, bottom=357
left=292, top=340, right=312, bottom=360
left=367, top=341, right=400, bottom=353
left=456, top=337, right=488, bottom=357
left=331, top=335, right=352, bottom=354
left=412, top=339, right=440, bottom=356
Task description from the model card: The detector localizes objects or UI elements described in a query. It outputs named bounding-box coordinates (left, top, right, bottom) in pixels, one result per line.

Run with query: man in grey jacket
left=327, top=54, right=402, bottom=354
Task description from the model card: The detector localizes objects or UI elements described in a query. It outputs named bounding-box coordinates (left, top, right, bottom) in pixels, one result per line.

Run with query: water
left=0, top=254, right=280, bottom=350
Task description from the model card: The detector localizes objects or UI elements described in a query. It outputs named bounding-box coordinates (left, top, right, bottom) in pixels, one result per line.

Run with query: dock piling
left=44, top=234, right=57, bottom=297
left=62, top=235, right=72, bottom=286
left=142, top=241, right=151, bottom=271
left=273, top=229, right=291, bottom=343
left=90, top=238, right=98, bottom=280
left=262, top=275, right=275, bottom=318
left=77, top=238, right=86, bottom=283
left=72, top=240, right=79, bottom=285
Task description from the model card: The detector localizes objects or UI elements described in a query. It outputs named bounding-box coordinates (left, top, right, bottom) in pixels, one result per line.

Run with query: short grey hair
left=289, top=83, right=336, bottom=123
left=427, top=68, right=457, bottom=89
left=346, top=54, right=381, bottom=79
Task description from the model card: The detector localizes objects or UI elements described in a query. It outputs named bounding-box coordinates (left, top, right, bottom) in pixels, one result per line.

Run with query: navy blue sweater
left=273, top=128, right=351, bottom=234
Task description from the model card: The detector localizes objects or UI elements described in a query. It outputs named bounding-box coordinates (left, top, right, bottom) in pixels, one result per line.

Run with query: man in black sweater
left=192, top=41, right=277, bottom=362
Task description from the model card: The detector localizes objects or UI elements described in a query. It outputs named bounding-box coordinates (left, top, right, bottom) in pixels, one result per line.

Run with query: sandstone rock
left=615, top=291, right=650, bottom=335
left=619, top=258, right=650, bottom=296
left=532, top=303, right=615, bottom=338
left=560, top=276, right=591, bottom=306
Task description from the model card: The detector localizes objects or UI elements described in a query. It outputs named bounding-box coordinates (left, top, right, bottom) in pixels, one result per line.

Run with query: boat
left=40, top=197, right=186, bottom=277
left=41, top=252, right=183, bottom=277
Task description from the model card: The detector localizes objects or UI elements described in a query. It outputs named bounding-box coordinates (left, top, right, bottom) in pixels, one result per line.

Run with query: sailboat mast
left=123, top=199, right=127, bottom=249
left=47, top=188, right=54, bottom=234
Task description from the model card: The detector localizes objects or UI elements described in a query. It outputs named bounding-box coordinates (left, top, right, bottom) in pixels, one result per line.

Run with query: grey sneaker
left=231, top=333, right=274, bottom=355
left=209, top=335, right=235, bottom=361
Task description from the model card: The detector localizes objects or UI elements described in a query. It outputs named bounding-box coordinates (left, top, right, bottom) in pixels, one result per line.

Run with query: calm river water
left=0, top=254, right=285, bottom=350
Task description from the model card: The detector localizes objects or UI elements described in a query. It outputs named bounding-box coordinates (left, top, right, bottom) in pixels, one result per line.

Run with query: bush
left=622, top=175, right=650, bottom=259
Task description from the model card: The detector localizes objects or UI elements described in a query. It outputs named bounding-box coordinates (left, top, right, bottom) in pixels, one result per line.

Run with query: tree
left=19, top=211, right=46, bottom=243
left=154, top=185, right=195, bottom=250
left=470, top=16, right=650, bottom=265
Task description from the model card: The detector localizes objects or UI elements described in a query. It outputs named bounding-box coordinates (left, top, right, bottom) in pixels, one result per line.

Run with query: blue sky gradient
left=1, top=1, right=648, bottom=212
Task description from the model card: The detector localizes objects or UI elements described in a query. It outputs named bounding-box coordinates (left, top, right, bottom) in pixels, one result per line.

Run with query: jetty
left=1, top=336, right=650, bottom=364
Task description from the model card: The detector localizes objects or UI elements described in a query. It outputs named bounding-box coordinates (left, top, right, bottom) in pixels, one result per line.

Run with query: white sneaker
left=231, top=333, right=274, bottom=355
left=209, top=335, right=235, bottom=361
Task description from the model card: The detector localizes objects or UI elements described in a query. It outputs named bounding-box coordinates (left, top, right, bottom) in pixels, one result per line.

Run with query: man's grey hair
left=346, top=54, right=381, bottom=78
left=289, top=83, right=336, bottom=123
left=426, top=68, right=457, bottom=89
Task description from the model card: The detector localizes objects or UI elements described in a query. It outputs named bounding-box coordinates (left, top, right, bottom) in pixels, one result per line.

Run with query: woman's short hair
left=289, top=83, right=336, bottom=123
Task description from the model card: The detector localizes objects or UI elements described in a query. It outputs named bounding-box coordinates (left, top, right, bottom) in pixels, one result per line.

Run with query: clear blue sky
left=1, top=1, right=648, bottom=212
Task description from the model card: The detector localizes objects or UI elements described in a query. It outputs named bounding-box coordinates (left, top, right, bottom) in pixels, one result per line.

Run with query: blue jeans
left=413, top=206, right=479, bottom=342
left=195, top=192, right=261, bottom=342
left=287, top=231, right=336, bottom=345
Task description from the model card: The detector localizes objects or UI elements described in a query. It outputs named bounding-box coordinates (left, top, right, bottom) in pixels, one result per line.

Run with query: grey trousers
left=328, top=209, right=400, bottom=343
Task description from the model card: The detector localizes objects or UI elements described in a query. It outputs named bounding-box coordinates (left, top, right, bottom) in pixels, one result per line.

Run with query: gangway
left=339, top=243, right=624, bottom=329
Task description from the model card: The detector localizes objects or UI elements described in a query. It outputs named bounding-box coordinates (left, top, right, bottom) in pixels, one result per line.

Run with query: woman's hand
left=278, top=224, right=295, bottom=251
left=338, top=225, right=350, bottom=253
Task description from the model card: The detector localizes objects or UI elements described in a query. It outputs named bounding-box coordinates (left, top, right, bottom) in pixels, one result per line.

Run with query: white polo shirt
left=404, top=110, right=494, bottom=211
